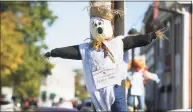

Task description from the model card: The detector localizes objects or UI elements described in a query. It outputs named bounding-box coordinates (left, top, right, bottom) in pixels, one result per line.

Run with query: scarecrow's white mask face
left=90, top=17, right=113, bottom=40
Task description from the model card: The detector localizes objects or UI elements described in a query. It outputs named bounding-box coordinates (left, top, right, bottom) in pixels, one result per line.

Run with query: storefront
left=141, top=1, right=192, bottom=111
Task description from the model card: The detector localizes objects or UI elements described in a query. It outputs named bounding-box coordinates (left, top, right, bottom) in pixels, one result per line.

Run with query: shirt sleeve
left=50, top=45, right=82, bottom=60
left=122, top=34, right=154, bottom=52
left=144, top=71, right=160, bottom=83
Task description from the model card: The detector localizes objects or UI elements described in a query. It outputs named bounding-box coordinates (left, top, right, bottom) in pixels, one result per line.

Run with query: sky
left=44, top=1, right=152, bottom=76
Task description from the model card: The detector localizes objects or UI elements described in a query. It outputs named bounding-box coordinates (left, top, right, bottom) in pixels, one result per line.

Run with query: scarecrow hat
left=88, top=1, right=123, bottom=21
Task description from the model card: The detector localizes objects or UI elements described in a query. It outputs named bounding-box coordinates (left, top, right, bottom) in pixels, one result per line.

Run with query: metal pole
left=132, top=49, right=135, bottom=68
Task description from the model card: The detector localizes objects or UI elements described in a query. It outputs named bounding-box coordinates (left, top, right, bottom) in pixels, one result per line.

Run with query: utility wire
left=128, top=12, right=146, bottom=31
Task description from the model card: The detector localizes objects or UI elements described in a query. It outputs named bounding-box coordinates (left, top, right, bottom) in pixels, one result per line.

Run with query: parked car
left=36, top=107, right=78, bottom=112
left=59, top=101, right=73, bottom=109
left=57, top=98, right=74, bottom=109
left=80, top=98, right=95, bottom=112
left=0, top=94, right=15, bottom=111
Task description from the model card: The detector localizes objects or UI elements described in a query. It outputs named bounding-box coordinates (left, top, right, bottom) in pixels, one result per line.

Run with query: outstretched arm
left=143, top=70, right=160, bottom=83
left=122, top=33, right=156, bottom=52
left=45, top=45, right=82, bottom=60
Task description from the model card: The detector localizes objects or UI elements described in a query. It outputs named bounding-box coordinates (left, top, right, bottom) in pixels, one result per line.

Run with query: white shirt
left=127, top=70, right=160, bottom=96
left=79, top=36, right=127, bottom=111
left=127, top=71, right=145, bottom=96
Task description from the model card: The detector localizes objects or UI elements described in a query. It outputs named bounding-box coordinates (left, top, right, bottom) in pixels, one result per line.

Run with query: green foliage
left=0, top=11, right=24, bottom=76
left=1, top=1, right=56, bottom=97
left=1, top=75, right=12, bottom=87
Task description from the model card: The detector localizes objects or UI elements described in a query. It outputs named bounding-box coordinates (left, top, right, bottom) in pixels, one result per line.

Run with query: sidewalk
left=167, top=108, right=192, bottom=112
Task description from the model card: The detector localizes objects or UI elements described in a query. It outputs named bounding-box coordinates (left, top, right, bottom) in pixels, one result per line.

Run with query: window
left=174, top=18, right=182, bottom=54
left=164, top=21, right=171, bottom=55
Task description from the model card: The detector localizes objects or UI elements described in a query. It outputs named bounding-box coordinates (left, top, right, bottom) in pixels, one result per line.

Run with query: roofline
left=143, top=5, right=153, bottom=24
left=142, top=2, right=185, bottom=24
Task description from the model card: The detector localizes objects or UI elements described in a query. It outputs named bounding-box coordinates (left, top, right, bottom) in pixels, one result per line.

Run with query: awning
left=50, top=93, right=56, bottom=99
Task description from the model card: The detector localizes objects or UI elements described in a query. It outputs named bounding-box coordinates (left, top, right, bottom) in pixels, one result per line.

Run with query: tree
left=0, top=11, right=24, bottom=76
left=0, top=1, right=56, bottom=97
left=73, top=69, right=89, bottom=100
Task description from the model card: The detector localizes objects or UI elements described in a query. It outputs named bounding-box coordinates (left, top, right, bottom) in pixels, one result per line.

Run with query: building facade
left=141, top=1, right=192, bottom=111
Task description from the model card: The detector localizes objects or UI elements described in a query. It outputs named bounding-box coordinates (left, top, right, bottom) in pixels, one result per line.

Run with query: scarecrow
left=127, top=56, right=160, bottom=111
left=44, top=2, right=165, bottom=111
